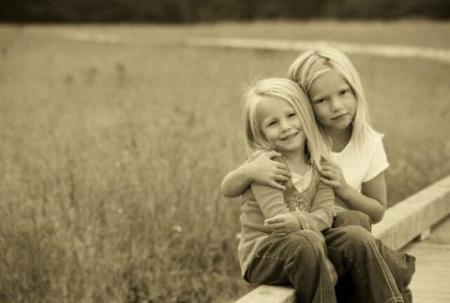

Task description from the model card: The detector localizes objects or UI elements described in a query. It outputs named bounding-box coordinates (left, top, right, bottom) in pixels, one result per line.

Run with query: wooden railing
left=235, top=175, right=450, bottom=303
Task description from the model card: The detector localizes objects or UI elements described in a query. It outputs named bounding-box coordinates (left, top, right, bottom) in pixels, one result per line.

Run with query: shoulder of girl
left=365, top=127, right=385, bottom=145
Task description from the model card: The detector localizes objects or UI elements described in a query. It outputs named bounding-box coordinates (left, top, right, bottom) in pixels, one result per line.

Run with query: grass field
left=0, top=21, right=449, bottom=302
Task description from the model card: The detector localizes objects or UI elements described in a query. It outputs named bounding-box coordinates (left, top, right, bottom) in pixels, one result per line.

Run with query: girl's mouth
left=280, top=132, right=298, bottom=141
left=332, top=113, right=349, bottom=120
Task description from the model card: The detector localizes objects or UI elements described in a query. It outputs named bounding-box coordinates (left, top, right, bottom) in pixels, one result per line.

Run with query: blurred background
left=1, top=0, right=450, bottom=22
left=0, top=1, right=449, bottom=303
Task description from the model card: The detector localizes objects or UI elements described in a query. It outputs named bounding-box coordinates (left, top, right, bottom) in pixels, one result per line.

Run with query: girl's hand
left=264, top=213, right=300, bottom=233
left=247, top=150, right=291, bottom=191
left=319, top=159, right=348, bottom=194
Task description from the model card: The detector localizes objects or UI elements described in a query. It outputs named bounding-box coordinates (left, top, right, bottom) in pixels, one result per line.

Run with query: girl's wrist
left=336, top=183, right=351, bottom=197
left=240, top=162, right=257, bottom=183
left=293, top=212, right=305, bottom=230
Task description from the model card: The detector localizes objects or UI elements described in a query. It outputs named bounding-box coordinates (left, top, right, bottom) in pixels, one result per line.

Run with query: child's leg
left=332, top=211, right=370, bottom=303
left=245, top=230, right=336, bottom=303
left=334, top=211, right=415, bottom=301
left=333, top=210, right=372, bottom=231
left=324, top=226, right=404, bottom=303
left=335, top=273, right=360, bottom=303
left=375, top=241, right=416, bottom=303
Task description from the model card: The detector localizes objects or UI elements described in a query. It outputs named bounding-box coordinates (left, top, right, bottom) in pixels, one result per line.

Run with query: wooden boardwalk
left=407, top=216, right=450, bottom=303
left=235, top=217, right=450, bottom=303
left=235, top=176, right=450, bottom=303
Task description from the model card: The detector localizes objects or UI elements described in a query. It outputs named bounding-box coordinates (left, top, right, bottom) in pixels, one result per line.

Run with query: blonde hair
left=243, top=78, right=329, bottom=168
left=288, top=46, right=377, bottom=149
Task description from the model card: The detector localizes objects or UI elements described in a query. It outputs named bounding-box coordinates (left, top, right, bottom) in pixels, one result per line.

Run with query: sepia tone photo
left=1, top=1, right=450, bottom=302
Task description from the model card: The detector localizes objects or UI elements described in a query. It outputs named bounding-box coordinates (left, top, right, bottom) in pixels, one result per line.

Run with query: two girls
left=237, top=78, right=404, bottom=303
left=225, top=47, right=414, bottom=302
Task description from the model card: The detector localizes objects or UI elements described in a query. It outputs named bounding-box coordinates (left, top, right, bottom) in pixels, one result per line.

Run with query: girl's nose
left=330, top=97, right=344, bottom=111
left=280, top=119, right=291, bottom=131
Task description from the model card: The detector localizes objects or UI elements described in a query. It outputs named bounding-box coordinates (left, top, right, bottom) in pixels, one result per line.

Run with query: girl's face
left=256, top=96, right=305, bottom=154
left=308, top=69, right=356, bottom=133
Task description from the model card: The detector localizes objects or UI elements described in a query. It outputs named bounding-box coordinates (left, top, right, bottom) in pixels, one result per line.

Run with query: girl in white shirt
left=288, top=46, right=387, bottom=224
left=221, top=46, right=414, bottom=302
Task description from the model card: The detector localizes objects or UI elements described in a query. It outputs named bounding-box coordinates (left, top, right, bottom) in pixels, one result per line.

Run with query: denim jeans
left=325, top=226, right=404, bottom=303
left=333, top=210, right=372, bottom=232
left=333, top=210, right=416, bottom=303
left=245, top=226, right=405, bottom=303
left=244, top=230, right=337, bottom=303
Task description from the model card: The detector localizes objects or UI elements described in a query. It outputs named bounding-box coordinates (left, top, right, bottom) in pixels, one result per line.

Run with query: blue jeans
left=333, top=210, right=415, bottom=303
left=245, top=226, right=404, bottom=303
left=325, top=226, right=404, bottom=303
left=244, top=230, right=336, bottom=303
left=333, top=210, right=372, bottom=232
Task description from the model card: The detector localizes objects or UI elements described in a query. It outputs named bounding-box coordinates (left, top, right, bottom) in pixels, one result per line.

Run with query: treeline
left=1, top=0, right=449, bottom=22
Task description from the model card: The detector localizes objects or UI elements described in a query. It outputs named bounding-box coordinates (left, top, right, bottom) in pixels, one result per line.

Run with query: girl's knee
left=333, top=210, right=371, bottom=231
left=286, top=231, right=326, bottom=266
left=339, top=226, right=375, bottom=250
left=292, top=230, right=325, bottom=249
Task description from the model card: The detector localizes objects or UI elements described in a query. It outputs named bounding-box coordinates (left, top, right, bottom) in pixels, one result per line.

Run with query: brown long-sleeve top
left=238, top=167, right=335, bottom=276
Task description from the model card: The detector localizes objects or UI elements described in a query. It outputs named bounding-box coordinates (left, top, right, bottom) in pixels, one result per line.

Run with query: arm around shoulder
left=221, top=163, right=253, bottom=198
left=221, top=150, right=290, bottom=198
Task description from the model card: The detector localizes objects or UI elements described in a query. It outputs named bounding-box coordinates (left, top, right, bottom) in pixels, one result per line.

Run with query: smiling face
left=308, top=68, right=357, bottom=133
left=256, top=96, right=305, bottom=155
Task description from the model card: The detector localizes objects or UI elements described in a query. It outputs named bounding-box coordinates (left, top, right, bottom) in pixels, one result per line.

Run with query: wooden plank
left=419, top=228, right=431, bottom=241
left=235, top=176, right=450, bottom=303
left=372, top=175, right=450, bottom=249
left=406, top=242, right=450, bottom=303
left=235, top=285, right=295, bottom=303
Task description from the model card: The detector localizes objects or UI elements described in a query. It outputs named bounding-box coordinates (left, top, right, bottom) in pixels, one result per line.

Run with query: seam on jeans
left=368, top=238, right=400, bottom=299
left=295, top=233, right=325, bottom=303
left=258, top=254, right=288, bottom=262
left=384, top=295, right=404, bottom=303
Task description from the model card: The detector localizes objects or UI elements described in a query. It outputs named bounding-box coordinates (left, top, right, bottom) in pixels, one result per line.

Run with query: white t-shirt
left=291, top=168, right=313, bottom=193
left=331, top=128, right=389, bottom=194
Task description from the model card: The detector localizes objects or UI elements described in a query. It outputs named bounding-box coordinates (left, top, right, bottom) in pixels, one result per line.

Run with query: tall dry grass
left=0, top=23, right=449, bottom=302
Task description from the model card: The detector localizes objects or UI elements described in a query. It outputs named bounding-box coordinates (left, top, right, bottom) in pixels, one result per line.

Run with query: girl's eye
left=267, top=120, right=278, bottom=127
left=340, top=88, right=350, bottom=96
left=315, top=98, right=326, bottom=104
left=288, top=112, right=297, bottom=118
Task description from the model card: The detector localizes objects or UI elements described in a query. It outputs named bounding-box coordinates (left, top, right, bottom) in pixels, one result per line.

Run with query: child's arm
left=221, top=150, right=290, bottom=198
left=320, top=160, right=386, bottom=223
left=262, top=180, right=335, bottom=233
left=301, top=180, right=335, bottom=232
left=264, top=213, right=305, bottom=233
left=251, top=183, right=307, bottom=232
